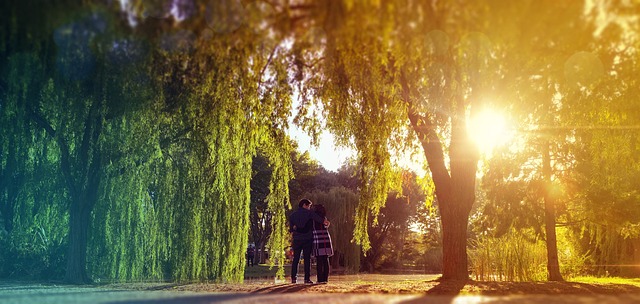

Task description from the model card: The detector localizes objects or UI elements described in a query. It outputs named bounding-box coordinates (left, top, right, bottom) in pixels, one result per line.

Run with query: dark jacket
left=289, top=207, right=325, bottom=241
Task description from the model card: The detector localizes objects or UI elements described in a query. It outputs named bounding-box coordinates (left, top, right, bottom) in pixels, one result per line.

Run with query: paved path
left=2, top=283, right=640, bottom=304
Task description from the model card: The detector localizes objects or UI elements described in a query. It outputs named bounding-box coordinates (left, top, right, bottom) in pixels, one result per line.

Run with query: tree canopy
left=1, top=0, right=639, bottom=283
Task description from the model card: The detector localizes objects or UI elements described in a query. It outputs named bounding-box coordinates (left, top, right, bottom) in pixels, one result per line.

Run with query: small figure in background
left=247, top=244, right=255, bottom=267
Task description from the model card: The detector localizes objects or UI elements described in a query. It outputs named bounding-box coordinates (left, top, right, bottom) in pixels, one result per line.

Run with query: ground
left=135, top=265, right=640, bottom=295
left=112, top=273, right=640, bottom=296
left=3, top=267, right=640, bottom=303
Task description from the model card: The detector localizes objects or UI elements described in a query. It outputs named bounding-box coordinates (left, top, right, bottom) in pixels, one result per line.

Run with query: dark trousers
left=247, top=255, right=254, bottom=266
left=316, top=255, right=329, bottom=282
left=291, top=238, right=312, bottom=281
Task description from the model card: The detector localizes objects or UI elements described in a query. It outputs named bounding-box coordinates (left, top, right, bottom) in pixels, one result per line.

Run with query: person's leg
left=302, top=239, right=313, bottom=282
left=322, top=256, right=330, bottom=282
left=291, top=241, right=303, bottom=283
left=316, top=255, right=326, bottom=282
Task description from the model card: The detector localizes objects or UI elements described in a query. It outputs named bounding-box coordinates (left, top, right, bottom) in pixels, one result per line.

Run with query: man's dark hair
left=298, top=198, right=312, bottom=208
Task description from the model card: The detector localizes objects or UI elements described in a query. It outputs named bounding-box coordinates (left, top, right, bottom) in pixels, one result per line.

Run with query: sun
left=467, top=109, right=510, bottom=155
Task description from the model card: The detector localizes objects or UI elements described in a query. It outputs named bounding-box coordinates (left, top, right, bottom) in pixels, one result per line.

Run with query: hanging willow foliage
left=263, top=130, right=294, bottom=279
left=1, top=1, right=295, bottom=283
left=294, top=1, right=409, bottom=252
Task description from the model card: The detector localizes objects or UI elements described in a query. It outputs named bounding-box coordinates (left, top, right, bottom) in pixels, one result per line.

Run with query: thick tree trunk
left=440, top=206, right=471, bottom=280
left=542, top=142, right=563, bottom=281
left=403, top=75, right=477, bottom=281
left=64, top=118, right=102, bottom=284
left=65, top=198, right=91, bottom=284
left=407, top=118, right=476, bottom=280
left=439, top=167, right=475, bottom=281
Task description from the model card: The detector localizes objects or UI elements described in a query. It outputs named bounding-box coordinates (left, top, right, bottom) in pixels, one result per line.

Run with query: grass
left=571, top=276, right=640, bottom=287
left=244, top=264, right=292, bottom=279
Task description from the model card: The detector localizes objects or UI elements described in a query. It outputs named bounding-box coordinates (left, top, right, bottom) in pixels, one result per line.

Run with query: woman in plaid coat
left=312, top=204, right=333, bottom=284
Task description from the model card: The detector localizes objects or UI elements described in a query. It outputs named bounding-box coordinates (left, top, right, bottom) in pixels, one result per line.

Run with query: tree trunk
left=0, top=136, right=18, bottom=233
left=257, top=241, right=265, bottom=264
left=440, top=206, right=471, bottom=280
left=65, top=198, right=91, bottom=284
left=542, top=142, right=563, bottom=281
left=29, top=97, right=103, bottom=284
left=407, top=123, right=477, bottom=280
left=403, top=75, right=478, bottom=281
left=632, top=238, right=640, bottom=277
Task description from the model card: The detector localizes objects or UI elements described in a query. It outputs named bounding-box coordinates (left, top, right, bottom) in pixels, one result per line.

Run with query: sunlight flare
left=467, top=109, right=510, bottom=155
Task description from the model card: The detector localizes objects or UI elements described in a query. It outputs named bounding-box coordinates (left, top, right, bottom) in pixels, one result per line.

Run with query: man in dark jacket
left=289, top=198, right=329, bottom=284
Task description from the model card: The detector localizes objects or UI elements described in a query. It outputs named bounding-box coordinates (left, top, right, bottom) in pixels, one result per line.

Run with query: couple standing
left=289, top=198, right=333, bottom=284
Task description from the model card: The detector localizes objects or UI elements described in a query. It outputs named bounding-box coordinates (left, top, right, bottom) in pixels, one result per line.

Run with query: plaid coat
left=313, top=222, right=333, bottom=257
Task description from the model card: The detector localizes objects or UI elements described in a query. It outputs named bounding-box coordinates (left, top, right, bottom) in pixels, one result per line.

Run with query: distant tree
left=478, top=0, right=640, bottom=280
left=249, top=152, right=272, bottom=264
left=362, top=171, right=424, bottom=272
left=562, top=3, right=640, bottom=276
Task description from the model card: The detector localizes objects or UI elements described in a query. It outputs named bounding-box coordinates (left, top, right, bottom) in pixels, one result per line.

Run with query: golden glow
left=468, top=109, right=510, bottom=155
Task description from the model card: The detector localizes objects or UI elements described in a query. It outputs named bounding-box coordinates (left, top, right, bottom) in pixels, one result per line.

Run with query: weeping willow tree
left=1, top=0, right=295, bottom=283
left=85, top=0, right=297, bottom=282
left=289, top=0, right=640, bottom=281
left=292, top=0, right=497, bottom=280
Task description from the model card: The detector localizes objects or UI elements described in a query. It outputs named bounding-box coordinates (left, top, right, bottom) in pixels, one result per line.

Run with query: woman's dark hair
left=313, top=204, right=326, bottom=217
left=299, top=198, right=312, bottom=208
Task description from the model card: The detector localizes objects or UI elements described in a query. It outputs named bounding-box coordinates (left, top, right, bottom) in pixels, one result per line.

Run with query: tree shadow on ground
left=400, top=279, right=467, bottom=304
left=406, top=279, right=640, bottom=296
left=251, top=283, right=317, bottom=294
left=401, top=279, right=640, bottom=304
left=423, top=278, right=468, bottom=295
left=466, top=281, right=640, bottom=295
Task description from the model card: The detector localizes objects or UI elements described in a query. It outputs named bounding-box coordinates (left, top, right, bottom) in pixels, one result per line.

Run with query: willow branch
left=28, top=106, right=78, bottom=199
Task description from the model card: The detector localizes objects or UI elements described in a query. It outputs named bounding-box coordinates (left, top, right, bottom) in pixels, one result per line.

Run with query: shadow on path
left=399, top=279, right=467, bottom=304
left=251, top=283, right=316, bottom=294
left=424, top=279, right=467, bottom=295
left=400, top=279, right=640, bottom=304
left=468, top=281, right=640, bottom=295
left=106, top=293, right=253, bottom=304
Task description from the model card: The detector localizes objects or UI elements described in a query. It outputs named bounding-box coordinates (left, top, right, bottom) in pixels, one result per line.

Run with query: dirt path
left=137, top=274, right=640, bottom=296
left=3, top=275, right=640, bottom=304
left=2, top=282, right=640, bottom=304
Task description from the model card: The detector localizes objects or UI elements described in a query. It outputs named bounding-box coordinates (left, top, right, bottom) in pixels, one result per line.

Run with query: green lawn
left=244, top=264, right=293, bottom=279
left=571, top=276, right=640, bottom=287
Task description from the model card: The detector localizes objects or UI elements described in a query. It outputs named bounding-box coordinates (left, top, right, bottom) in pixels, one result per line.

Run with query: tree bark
left=440, top=202, right=472, bottom=280
left=542, top=141, right=563, bottom=281
left=439, top=131, right=476, bottom=281
left=408, top=111, right=476, bottom=280
left=402, top=75, right=477, bottom=281
left=65, top=197, right=92, bottom=284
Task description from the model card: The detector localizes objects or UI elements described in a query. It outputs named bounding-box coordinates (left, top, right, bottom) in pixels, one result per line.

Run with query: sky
left=287, top=123, right=428, bottom=176
left=287, top=125, right=354, bottom=172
